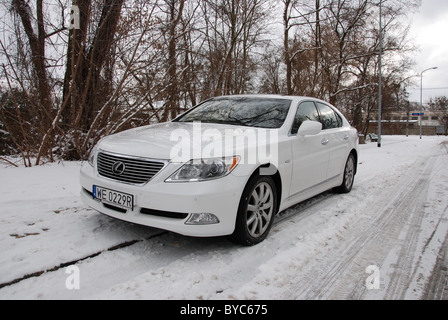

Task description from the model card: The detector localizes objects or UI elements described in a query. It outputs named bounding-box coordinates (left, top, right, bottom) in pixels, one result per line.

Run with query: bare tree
left=159, top=0, right=185, bottom=121
left=200, top=0, right=269, bottom=96
left=282, top=0, right=419, bottom=130
left=428, top=96, right=448, bottom=135
left=0, top=0, right=422, bottom=165
left=1, top=0, right=162, bottom=163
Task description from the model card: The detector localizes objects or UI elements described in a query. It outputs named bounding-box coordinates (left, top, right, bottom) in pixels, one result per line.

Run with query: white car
left=80, top=95, right=359, bottom=245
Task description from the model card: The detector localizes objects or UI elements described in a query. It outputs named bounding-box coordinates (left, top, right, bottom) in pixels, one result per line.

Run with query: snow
left=1, top=135, right=448, bottom=300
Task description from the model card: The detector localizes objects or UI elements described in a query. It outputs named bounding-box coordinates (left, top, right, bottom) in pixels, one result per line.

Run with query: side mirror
left=297, top=120, right=322, bottom=136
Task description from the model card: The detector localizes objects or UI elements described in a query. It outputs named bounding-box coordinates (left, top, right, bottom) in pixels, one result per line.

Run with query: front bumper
left=79, top=162, right=247, bottom=237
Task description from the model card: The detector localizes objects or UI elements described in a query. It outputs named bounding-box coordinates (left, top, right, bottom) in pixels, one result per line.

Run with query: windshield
left=174, top=97, right=292, bottom=128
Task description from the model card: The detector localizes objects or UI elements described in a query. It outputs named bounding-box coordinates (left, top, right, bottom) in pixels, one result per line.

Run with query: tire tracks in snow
left=0, top=232, right=166, bottom=290
left=381, top=158, right=435, bottom=300
left=293, top=154, right=439, bottom=300
left=422, top=226, right=448, bottom=300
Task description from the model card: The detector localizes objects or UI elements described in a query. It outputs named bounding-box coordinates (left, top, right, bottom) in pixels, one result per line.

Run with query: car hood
left=98, top=122, right=277, bottom=162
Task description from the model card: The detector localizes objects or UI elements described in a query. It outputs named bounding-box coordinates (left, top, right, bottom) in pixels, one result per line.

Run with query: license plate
left=93, top=186, right=134, bottom=211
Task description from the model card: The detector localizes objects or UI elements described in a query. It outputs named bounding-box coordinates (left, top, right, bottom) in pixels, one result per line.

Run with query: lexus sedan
left=80, top=95, right=359, bottom=245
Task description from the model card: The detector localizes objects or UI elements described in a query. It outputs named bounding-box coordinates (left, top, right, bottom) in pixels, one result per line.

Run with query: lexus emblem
left=111, top=161, right=126, bottom=176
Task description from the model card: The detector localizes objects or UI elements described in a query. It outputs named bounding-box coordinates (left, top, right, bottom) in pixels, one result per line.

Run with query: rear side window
left=316, top=102, right=341, bottom=129
left=291, top=101, right=320, bottom=134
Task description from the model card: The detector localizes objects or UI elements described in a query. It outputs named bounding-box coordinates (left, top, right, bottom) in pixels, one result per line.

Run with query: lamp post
left=420, top=67, right=438, bottom=139
left=377, top=0, right=383, bottom=148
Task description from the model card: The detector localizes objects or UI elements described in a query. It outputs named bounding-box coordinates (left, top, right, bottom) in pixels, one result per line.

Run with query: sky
left=406, top=0, right=448, bottom=103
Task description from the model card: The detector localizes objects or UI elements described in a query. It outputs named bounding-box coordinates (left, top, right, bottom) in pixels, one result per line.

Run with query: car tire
left=334, top=153, right=355, bottom=194
left=229, top=175, right=277, bottom=246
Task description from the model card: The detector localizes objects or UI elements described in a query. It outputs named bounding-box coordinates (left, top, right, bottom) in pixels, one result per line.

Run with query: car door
left=289, top=101, right=330, bottom=199
left=315, top=102, right=349, bottom=181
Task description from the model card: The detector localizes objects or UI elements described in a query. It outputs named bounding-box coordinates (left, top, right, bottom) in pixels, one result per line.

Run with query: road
left=0, top=136, right=447, bottom=299
left=289, top=146, right=448, bottom=299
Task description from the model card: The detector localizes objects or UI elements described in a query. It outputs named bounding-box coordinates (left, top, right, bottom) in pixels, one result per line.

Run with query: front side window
left=175, top=97, right=292, bottom=129
left=316, top=102, right=340, bottom=129
left=291, top=101, right=320, bottom=134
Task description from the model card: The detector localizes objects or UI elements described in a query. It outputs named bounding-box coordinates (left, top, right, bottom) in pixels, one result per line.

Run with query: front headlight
left=166, top=156, right=240, bottom=182
left=87, top=144, right=99, bottom=167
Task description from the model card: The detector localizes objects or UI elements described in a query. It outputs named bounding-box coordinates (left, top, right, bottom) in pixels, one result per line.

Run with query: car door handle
left=344, top=135, right=349, bottom=140
left=321, top=138, right=329, bottom=145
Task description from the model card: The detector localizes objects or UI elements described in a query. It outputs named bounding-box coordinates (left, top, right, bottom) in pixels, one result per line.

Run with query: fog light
left=185, top=213, right=220, bottom=225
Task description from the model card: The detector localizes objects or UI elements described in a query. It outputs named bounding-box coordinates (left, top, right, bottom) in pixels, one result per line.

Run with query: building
left=389, top=110, right=443, bottom=126
left=369, top=110, right=447, bottom=136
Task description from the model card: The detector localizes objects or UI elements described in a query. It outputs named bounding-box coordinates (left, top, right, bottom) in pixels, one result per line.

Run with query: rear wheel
left=335, top=153, right=355, bottom=193
left=230, top=175, right=277, bottom=246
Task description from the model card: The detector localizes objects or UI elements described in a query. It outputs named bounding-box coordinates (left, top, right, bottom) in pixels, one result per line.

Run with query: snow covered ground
left=1, top=135, right=448, bottom=300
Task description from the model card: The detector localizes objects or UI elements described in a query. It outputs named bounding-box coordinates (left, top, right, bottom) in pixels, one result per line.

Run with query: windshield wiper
left=202, top=119, right=250, bottom=126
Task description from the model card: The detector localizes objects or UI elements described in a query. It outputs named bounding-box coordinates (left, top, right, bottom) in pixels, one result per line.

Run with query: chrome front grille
left=97, top=152, right=165, bottom=185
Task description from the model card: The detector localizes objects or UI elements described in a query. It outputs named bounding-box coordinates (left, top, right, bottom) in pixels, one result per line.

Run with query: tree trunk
left=283, top=0, right=292, bottom=95
left=12, top=0, right=52, bottom=130
left=162, top=0, right=185, bottom=122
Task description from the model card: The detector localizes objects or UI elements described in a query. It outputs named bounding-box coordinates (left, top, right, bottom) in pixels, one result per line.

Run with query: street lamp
left=420, top=67, right=438, bottom=139
left=377, top=0, right=383, bottom=148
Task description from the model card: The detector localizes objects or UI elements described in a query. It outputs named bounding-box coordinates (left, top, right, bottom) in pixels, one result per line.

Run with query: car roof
left=214, top=94, right=331, bottom=105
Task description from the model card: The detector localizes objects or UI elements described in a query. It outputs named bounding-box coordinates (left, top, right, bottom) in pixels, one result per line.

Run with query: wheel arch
left=349, top=148, right=358, bottom=175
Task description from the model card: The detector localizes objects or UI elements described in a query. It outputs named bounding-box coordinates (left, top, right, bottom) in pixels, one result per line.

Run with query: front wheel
left=230, top=175, right=277, bottom=246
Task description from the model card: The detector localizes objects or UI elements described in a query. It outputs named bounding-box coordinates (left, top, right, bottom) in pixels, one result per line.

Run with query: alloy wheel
left=246, top=182, right=274, bottom=238
left=344, top=155, right=355, bottom=190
